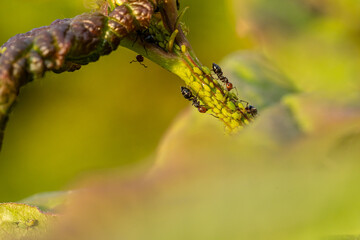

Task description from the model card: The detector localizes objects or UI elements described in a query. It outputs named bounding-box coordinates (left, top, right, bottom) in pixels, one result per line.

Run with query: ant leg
left=239, top=100, right=249, bottom=108
left=234, top=86, right=239, bottom=96
left=132, top=35, right=139, bottom=47
left=143, top=45, right=148, bottom=55
left=140, top=62, right=148, bottom=68
left=130, top=60, right=136, bottom=64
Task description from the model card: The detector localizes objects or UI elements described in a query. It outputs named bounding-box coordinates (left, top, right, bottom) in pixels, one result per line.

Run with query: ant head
left=181, top=86, right=193, bottom=100
left=212, top=63, right=222, bottom=74
left=198, top=106, right=207, bottom=113
left=144, top=35, right=156, bottom=44
left=246, top=105, right=258, bottom=116
left=226, top=82, right=233, bottom=91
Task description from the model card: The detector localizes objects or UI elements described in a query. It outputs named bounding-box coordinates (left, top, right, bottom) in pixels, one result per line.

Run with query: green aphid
left=231, top=112, right=240, bottom=120
left=230, top=119, right=240, bottom=128
left=209, top=82, right=215, bottom=88
left=204, top=96, right=212, bottom=103
left=237, top=102, right=245, bottom=110
left=215, top=92, right=225, bottom=102
left=211, top=97, right=220, bottom=106
left=184, top=68, right=192, bottom=78
left=215, top=103, right=222, bottom=110
left=191, top=81, right=202, bottom=92
left=181, top=45, right=187, bottom=53
left=202, top=84, right=211, bottom=93
left=226, top=101, right=236, bottom=111
left=223, top=117, right=231, bottom=123
left=202, top=66, right=211, bottom=75
left=201, top=90, right=211, bottom=97
left=193, top=67, right=202, bottom=75
left=213, top=108, right=220, bottom=114
left=222, top=108, right=230, bottom=117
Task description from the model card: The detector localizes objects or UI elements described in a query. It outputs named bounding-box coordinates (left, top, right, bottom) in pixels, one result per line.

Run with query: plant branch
left=0, top=0, right=255, bottom=151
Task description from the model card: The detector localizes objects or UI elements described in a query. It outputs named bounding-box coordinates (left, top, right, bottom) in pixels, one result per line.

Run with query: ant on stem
left=239, top=100, right=258, bottom=117
left=180, top=86, right=208, bottom=113
left=212, top=63, right=234, bottom=92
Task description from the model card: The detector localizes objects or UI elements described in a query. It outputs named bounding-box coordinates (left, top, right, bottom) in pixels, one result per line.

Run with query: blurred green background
left=0, top=0, right=245, bottom=201
left=0, top=0, right=359, bottom=210
left=1, top=0, right=360, bottom=239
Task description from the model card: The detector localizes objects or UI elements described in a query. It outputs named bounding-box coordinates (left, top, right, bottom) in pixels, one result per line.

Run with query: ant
left=130, top=55, right=147, bottom=68
left=181, top=86, right=208, bottom=113
left=239, top=100, right=258, bottom=117
left=212, top=63, right=234, bottom=91
left=132, top=29, right=157, bottom=55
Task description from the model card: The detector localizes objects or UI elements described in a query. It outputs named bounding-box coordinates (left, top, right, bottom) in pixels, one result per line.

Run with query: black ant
left=212, top=63, right=234, bottom=91
left=239, top=100, right=258, bottom=117
left=132, top=29, right=157, bottom=55
left=130, top=55, right=147, bottom=68
left=181, top=86, right=208, bottom=113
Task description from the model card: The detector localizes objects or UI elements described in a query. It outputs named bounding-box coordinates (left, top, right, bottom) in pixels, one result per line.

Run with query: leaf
left=221, top=51, right=298, bottom=109
left=19, top=191, right=73, bottom=213
left=0, top=203, right=56, bottom=240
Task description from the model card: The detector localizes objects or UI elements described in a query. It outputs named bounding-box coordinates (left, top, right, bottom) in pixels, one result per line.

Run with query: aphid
left=240, top=100, right=258, bottom=117
left=180, top=86, right=208, bottom=113
left=212, top=63, right=234, bottom=91
left=130, top=55, right=147, bottom=68
left=176, top=0, right=180, bottom=10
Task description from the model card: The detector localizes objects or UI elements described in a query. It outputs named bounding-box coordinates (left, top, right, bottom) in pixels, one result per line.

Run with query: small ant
left=130, top=55, right=147, bottom=68
left=212, top=63, right=234, bottom=91
left=132, top=29, right=157, bottom=55
left=181, top=86, right=208, bottom=113
left=239, top=100, right=258, bottom=117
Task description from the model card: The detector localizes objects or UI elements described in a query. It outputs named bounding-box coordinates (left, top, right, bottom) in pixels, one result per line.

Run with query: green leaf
left=0, top=203, right=56, bottom=240
left=19, top=191, right=72, bottom=213
left=221, top=51, right=298, bottom=109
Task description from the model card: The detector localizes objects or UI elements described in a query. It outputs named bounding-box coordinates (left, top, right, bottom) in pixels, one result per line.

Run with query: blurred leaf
left=20, top=191, right=73, bottom=213
left=33, top=51, right=360, bottom=240
left=221, top=51, right=298, bottom=108
left=0, top=203, right=55, bottom=240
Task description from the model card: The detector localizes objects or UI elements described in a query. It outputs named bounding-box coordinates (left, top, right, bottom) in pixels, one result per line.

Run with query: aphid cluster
left=212, top=63, right=258, bottom=117
left=181, top=87, right=207, bottom=113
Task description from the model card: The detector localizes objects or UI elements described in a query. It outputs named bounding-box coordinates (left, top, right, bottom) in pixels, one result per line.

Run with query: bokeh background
left=1, top=0, right=360, bottom=239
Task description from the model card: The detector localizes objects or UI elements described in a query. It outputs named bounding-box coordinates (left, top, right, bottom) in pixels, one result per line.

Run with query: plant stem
left=0, top=0, right=255, bottom=151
